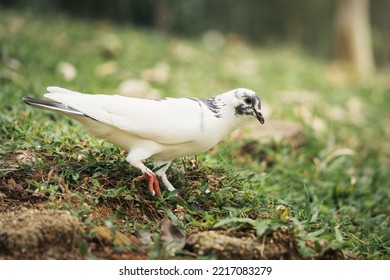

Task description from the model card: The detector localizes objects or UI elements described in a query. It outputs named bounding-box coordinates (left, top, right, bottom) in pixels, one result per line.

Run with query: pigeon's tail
left=22, top=96, right=85, bottom=117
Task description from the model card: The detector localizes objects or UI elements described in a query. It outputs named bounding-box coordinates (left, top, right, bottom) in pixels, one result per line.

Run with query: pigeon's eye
left=244, top=97, right=252, bottom=105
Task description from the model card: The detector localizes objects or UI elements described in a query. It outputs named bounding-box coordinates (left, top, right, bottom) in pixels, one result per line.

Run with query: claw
left=133, top=173, right=162, bottom=198
left=175, top=193, right=186, bottom=203
left=132, top=173, right=185, bottom=202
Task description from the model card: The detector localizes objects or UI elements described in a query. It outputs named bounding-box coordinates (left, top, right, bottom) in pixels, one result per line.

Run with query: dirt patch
left=185, top=228, right=351, bottom=260
left=186, top=229, right=298, bottom=259
left=0, top=209, right=82, bottom=259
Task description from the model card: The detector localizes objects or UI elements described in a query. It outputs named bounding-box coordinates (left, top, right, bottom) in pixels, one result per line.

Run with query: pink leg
left=133, top=173, right=162, bottom=198
left=133, top=173, right=185, bottom=202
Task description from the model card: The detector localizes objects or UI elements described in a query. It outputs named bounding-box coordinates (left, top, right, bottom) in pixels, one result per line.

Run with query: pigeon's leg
left=154, top=160, right=186, bottom=202
left=126, top=149, right=161, bottom=198
left=132, top=172, right=161, bottom=198
left=154, top=161, right=174, bottom=191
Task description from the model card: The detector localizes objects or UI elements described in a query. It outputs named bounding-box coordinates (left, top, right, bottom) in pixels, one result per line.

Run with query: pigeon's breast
left=155, top=126, right=239, bottom=160
left=150, top=139, right=218, bottom=161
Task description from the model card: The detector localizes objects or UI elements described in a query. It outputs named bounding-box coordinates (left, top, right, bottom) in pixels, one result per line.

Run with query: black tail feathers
left=22, top=96, right=85, bottom=116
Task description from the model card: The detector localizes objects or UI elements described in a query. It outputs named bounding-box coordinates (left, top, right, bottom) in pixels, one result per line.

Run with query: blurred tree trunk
left=376, top=0, right=390, bottom=67
left=155, top=0, right=172, bottom=31
left=336, top=0, right=375, bottom=78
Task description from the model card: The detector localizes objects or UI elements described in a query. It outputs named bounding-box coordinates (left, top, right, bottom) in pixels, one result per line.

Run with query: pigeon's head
left=221, top=88, right=265, bottom=124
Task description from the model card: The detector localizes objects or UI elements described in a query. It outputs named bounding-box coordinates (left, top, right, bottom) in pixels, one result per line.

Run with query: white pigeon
left=23, top=87, right=264, bottom=200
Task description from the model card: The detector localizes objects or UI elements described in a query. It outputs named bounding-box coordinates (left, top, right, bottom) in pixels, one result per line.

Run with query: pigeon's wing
left=44, top=87, right=205, bottom=144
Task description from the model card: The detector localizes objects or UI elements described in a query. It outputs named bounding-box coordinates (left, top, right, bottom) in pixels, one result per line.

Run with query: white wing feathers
left=44, top=87, right=206, bottom=144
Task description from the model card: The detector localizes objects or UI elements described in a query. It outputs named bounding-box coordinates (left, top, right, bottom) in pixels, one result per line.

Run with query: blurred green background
left=1, top=0, right=389, bottom=66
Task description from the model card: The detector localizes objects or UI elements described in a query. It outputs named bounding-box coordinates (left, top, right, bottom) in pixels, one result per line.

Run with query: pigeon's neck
left=219, top=103, right=248, bottom=128
left=199, top=95, right=246, bottom=133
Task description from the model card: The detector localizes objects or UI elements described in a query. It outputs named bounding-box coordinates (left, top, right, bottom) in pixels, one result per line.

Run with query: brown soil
left=0, top=150, right=351, bottom=260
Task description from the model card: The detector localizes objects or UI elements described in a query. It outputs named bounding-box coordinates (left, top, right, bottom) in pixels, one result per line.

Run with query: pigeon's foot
left=133, top=173, right=161, bottom=198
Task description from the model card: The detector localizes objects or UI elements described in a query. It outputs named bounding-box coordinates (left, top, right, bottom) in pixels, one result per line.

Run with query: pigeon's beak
left=254, top=108, right=265, bottom=124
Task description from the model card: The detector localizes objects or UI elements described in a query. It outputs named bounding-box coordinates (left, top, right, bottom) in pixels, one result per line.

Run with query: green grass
left=1, top=8, right=389, bottom=259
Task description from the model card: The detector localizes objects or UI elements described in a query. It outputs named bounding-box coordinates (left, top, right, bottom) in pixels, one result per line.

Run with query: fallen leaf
left=161, top=217, right=185, bottom=255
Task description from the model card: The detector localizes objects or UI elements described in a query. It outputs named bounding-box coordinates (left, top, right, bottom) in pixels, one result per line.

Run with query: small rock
left=186, top=231, right=261, bottom=259
left=186, top=230, right=299, bottom=260
left=91, top=225, right=139, bottom=247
